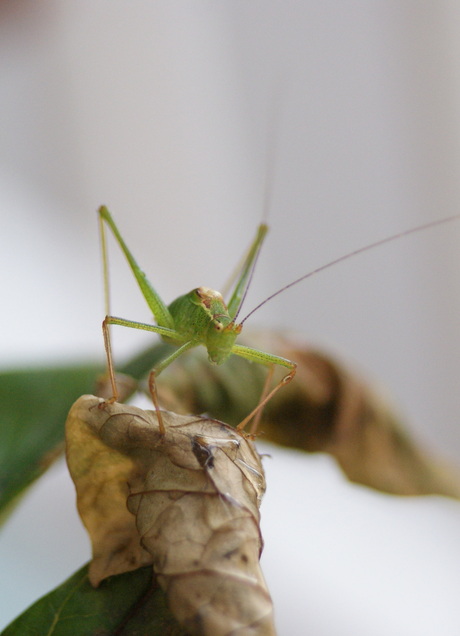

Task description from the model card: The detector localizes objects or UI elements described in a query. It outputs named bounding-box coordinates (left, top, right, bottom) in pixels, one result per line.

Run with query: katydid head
left=206, top=319, right=242, bottom=364
left=192, top=287, right=243, bottom=364
left=193, top=288, right=230, bottom=326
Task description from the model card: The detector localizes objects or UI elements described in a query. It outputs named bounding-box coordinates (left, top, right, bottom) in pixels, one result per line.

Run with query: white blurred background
left=1, top=2, right=460, bottom=634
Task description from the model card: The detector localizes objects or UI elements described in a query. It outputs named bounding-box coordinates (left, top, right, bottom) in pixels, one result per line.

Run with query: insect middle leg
left=102, top=315, right=193, bottom=435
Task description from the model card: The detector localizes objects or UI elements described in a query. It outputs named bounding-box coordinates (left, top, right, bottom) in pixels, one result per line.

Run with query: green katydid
left=99, top=205, right=296, bottom=436
left=99, top=205, right=460, bottom=437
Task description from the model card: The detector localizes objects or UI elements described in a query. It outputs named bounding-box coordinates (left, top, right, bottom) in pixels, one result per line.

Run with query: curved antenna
left=240, top=213, right=460, bottom=325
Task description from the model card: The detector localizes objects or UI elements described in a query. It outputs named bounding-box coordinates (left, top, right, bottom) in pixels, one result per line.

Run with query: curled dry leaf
left=65, top=395, right=275, bottom=636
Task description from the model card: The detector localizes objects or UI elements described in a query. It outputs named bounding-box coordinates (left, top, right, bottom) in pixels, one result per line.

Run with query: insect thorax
left=168, top=287, right=241, bottom=363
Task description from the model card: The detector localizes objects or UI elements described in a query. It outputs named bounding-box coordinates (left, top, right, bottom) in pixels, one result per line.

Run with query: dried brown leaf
left=65, top=395, right=275, bottom=636
left=155, top=329, right=460, bottom=499
left=258, top=331, right=460, bottom=498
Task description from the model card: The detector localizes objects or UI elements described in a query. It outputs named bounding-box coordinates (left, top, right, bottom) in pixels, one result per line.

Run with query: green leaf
left=0, top=365, right=101, bottom=515
left=0, top=344, right=172, bottom=518
left=1, top=564, right=187, bottom=636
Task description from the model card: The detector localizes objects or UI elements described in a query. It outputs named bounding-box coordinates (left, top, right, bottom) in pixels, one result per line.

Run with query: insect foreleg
left=249, top=363, right=275, bottom=436
left=231, top=344, right=297, bottom=433
left=104, top=316, right=182, bottom=340
left=102, top=315, right=187, bottom=434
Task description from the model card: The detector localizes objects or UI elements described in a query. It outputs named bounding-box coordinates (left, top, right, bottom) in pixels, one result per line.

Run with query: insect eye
left=214, top=322, right=223, bottom=331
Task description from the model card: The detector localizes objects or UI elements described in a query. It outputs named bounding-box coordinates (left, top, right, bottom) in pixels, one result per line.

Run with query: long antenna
left=240, top=213, right=460, bottom=325
left=233, top=87, right=285, bottom=320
